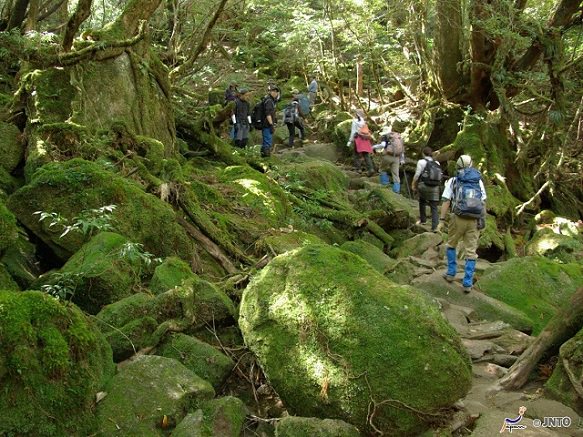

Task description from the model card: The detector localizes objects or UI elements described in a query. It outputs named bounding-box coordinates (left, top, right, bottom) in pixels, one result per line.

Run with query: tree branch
left=169, top=0, right=228, bottom=82
left=62, top=0, right=92, bottom=51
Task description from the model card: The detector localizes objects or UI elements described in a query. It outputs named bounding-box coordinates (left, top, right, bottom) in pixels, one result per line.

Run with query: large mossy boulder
left=38, top=232, right=147, bottom=314
left=156, top=333, right=234, bottom=390
left=8, top=159, right=194, bottom=261
left=526, top=227, right=583, bottom=263
left=239, top=244, right=472, bottom=434
left=0, top=291, right=114, bottom=436
left=282, top=160, right=348, bottom=195
left=172, top=396, right=246, bottom=437
left=255, top=229, right=324, bottom=256
left=275, top=416, right=360, bottom=437
left=340, top=239, right=396, bottom=274
left=219, top=165, right=292, bottom=227
left=96, top=355, right=214, bottom=435
left=0, top=264, right=19, bottom=290
left=394, top=232, right=442, bottom=259
left=477, top=257, right=583, bottom=334
left=150, top=256, right=195, bottom=294
left=0, top=121, right=23, bottom=173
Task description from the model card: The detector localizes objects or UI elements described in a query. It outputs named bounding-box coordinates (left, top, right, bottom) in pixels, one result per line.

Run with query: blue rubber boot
left=379, top=172, right=389, bottom=186
left=443, top=247, right=457, bottom=282
left=463, top=259, right=476, bottom=292
left=392, top=182, right=400, bottom=193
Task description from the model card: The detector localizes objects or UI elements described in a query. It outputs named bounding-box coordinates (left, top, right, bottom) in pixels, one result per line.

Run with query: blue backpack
left=452, top=168, right=484, bottom=218
left=297, top=94, right=310, bottom=116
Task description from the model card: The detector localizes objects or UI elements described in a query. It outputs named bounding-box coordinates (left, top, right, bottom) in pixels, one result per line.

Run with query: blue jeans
left=261, top=127, right=273, bottom=155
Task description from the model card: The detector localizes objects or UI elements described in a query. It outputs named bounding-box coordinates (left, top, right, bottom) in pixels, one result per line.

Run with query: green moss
left=96, top=355, right=214, bottom=435
left=477, top=257, right=583, bottom=334
left=105, top=316, right=158, bottom=362
left=281, top=160, right=349, bottom=195
left=96, top=292, right=154, bottom=329
left=0, top=290, right=114, bottom=436
left=150, top=256, right=195, bottom=294
left=275, top=416, right=360, bottom=437
left=526, top=228, right=583, bottom=263
left=0, top=199, right=18, bottom=254
left=219, top=165, right=291, bottom=227
left=479, top=214, right=505, bottom=251
left=156, top=333, right=234, bottom=390
left=0, top=264, right=18, bottom=290
left=340, top=240, right=396, bottom=274
left=37, top=232, right=146, bottom=314
left=0, top=166, right=19, bottom=194
left=0, top=121, right=23, bottom=173
left=8, top=158, right=194, bottom=261
left=255, top=230, right=325, bottom=255
left=172, top=396, right=246, bottom=437
left=239, top=244, right=471, bottom=434
left=21, top=68, right=75, bottom=124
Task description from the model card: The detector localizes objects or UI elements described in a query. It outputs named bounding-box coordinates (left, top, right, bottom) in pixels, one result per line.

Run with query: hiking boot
left=463, top=285, right=472, bottom=294
left=443, top=273, right=456, bottom=283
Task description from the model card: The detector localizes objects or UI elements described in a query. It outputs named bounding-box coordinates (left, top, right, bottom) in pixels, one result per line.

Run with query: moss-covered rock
left=219, top=165, right=292, bottom=227
left=394, top=232, right=442, bottom=259
left=96, top=292, right=154, bottom=330
left=239, top=244, right=472, bottom=434
left=255, top=229, right=324, bottom=255
left=340, top=239, right=397, bottom=274
left=546, top=329, right=583, bottom=416
left=302, top=143, right=341, bottom=163
left=275, top=416, right=360, bottom=437
left=0, top=290, right=114, bottom=436
left=0, top=199, right=18, bottom=255
left=333, top=118, right=353, bottom=149
left=281, top=160, right=349, bottom=194
left=96, top=355, right=214, bottom=435
left=355, top=186, right=417, bottom=230
left=8, top=159, right=194, bottom=261
left=38, top=232, right=147, bottom=314
left=150, top=256, right=195, bottom=294
left=154, top=276, right=237, bottom=329
left=477, top=257, right=583, bottom=334
left=0, top=264, right=18, bottom=290
left=526, top=227, right=583, bottom=263
left=0, top=121, right=23, bottom=173
left=0, top=232, right=40, bottom=289
left=156, top=333, right=234, bottom=390
left=172, top=396, right=246, bottom=437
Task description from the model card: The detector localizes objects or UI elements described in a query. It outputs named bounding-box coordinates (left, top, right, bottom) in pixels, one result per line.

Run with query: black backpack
left=251, top=97, right=267, bottom=130
left=420, top=159, right=442, bottom=186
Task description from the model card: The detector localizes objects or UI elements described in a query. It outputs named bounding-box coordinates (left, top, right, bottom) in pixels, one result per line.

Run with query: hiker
left=373, top=126, right=405, bottom=193
left=231, top=88, right=251, bottom=148
left=224, top=82, right=237, bottom=105
left=437, top=154, right=487, bottom=293
left=283, top=90, right=305, bottom=147
left=412, top=147, right=442, bottom=231
left=308, top=76, right=318, bottom=106
left=347, top=109, right=374, bottom=177
left=260, top=85, right=279, bottom=158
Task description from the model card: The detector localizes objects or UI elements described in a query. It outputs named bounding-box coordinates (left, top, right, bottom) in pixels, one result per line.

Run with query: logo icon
left=500, top=406, right=527, bottom=433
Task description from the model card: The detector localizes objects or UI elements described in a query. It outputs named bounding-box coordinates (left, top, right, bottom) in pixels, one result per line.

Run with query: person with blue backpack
left=437, top=154, right=487, bottom=293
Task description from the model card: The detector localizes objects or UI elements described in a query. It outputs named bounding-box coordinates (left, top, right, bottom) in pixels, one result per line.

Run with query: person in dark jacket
left=231, top=88, right=251, bottom=148
left=261, top=85, right=279, bottom=157
left=412, top=147, right=441, bottom=231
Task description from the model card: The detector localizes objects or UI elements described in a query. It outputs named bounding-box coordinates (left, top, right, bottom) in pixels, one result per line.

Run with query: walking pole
left=402, top=168, right=412, bottom=198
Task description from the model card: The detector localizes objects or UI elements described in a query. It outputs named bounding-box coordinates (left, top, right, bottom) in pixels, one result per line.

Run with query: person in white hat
left=372, top=126, right=404, bottom=193
left=437, top=154, right=487, bottom=293
left=347, top=109, right=374, bottom=176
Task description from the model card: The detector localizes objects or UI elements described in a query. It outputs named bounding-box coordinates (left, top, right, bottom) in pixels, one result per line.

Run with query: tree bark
left=111, top=0, right=163, bottom=38
left=498, top=287, right=583, bottom=390
left=62, top=0, right=91, bottom=51
left=24, top=0, right=39, bottom=31
left=434, top=0, right=464, bottom=99
left=6, top=0, right=29, bottom=30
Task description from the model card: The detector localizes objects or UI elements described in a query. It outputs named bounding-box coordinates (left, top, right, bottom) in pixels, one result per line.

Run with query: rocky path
left=273, top=137, right=582, bottom=436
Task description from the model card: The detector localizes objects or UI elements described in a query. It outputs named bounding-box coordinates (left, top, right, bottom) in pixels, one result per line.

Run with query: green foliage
left=34, top=204, right=117, bottom=239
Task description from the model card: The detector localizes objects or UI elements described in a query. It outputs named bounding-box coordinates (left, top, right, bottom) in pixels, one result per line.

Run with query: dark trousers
left=286, top=122, right=304, bottom=146
left=419, top=198, right=439, bottom=230
left=353, top=152, right=374, bottom=176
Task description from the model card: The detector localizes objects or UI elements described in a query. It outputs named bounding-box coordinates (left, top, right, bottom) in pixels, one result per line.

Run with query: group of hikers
left=223, top=77, right=318, bottom=157
left=222, top=80, right=486, bottom=293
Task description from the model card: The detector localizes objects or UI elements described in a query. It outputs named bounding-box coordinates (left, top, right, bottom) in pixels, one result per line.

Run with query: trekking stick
left=402, top=169, right=412, bottom=198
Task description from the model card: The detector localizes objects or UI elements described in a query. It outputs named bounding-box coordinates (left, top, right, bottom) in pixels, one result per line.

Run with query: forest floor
left=266, top=127, right=582, bottom=436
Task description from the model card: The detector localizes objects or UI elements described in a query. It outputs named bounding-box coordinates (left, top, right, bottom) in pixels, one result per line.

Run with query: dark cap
left=268, top=85, right=280, bottom=92
left=238, top=88, right=249, bottom=94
